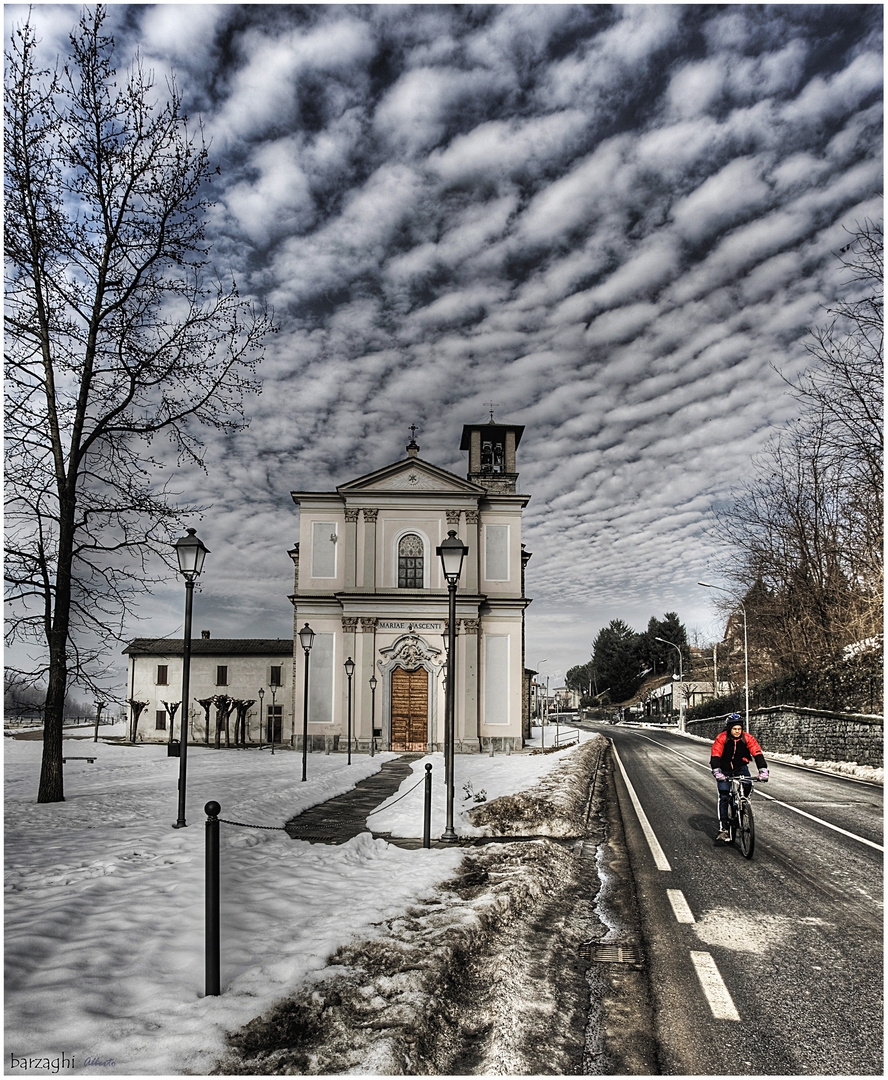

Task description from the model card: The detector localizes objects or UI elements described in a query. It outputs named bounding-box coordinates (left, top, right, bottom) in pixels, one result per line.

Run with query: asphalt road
left=588, top=721, right=883, bottom=1076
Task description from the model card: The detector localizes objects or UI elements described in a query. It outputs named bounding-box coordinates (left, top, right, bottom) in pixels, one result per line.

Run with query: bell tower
left=460, top=412, right=524, bottom=494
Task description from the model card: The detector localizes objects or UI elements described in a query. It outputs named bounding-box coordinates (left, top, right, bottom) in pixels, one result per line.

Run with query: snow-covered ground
left=4, top=722, right=592, bottom=1076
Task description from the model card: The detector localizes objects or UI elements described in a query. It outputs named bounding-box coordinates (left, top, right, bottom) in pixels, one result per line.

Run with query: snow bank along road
left=214, top=735, right=640, bottom=1075
left=598, top=721, right=883, bottom=1076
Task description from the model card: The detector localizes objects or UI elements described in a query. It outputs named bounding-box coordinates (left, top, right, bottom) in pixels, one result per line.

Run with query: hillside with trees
left=713, top=220, right=882, bottom=675
left=566, top=612, right=691, bottom=706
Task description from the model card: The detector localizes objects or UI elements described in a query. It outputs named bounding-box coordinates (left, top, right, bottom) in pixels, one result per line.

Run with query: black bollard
left=423, top=763, right=433, bottom=849
left=205, top=801, right=221, bottom=996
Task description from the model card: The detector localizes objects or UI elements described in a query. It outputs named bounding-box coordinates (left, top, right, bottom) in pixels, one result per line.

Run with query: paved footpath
left=285, top=754, right=457, bottom=848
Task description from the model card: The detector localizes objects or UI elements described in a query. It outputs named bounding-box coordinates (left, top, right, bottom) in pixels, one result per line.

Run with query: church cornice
left=336, top=455, right=487, bottom=496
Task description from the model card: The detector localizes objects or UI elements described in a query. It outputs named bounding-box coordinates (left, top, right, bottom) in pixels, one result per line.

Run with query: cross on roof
left=409, top=423, right=418, bottom=441
left=484, top=401, right=499, bottom=422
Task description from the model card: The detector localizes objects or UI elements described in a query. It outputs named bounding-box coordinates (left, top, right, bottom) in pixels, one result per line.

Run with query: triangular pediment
left=338, top=456, right=486, bottom=496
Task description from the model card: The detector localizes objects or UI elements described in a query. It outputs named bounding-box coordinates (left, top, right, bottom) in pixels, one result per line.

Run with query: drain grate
left=579, top=941, right=641, bottom=965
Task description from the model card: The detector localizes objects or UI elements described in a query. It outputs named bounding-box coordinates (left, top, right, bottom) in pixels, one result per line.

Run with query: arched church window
left=398, top=534, right=424, bottom=588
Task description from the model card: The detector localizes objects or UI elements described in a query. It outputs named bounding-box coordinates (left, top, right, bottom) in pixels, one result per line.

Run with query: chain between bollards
left=205, top=766, right=435, bottom=997
left=205, top=801, right=221, bottom=997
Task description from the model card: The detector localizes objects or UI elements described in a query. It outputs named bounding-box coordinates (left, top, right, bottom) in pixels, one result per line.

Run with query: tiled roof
left=124, top=638, right=293, bottom=656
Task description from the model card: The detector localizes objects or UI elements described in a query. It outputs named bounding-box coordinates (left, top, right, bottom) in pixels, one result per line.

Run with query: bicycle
left=722, top=774, right=761, bottom=859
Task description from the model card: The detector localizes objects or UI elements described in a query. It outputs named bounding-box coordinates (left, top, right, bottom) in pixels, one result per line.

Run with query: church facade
left=289, top=421, right=532, bottom=753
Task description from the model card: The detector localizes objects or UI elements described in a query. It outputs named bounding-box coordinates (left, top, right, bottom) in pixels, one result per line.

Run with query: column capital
left=446, top=509, right=462, bottom=524
left=465, top=510, right=480, bottom=524
left=461, top=618, right=481, bottom=635
left=344, top=508, right=360, bottom=523
left=362, top=508, right=379, bottom=523
left=360, top=618, right=378, bottom=633
left=341, top=617, right=358, bottom=633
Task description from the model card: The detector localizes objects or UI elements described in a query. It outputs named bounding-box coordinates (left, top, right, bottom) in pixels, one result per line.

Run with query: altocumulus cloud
left=5, top=3, right=881, bottom=678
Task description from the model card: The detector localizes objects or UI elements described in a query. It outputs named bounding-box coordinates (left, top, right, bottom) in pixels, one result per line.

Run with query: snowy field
left=4, top=722, right=592, bottom=1076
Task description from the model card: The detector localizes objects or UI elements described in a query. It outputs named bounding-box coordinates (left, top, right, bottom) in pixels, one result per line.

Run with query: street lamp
left=369, top=675, right=378, bottom=757
left=344, top=656, right=355, bottom=764
left=299, top=623, right=314, bottom=781
left=536, top=660, right=548, bottom=725
left=655, top=637, right=685, bottom=731
left=269, top=684, right=277, bottom=755
left=258, top=687, right=265, bottom=750
left=436, top=529, right=468, bottom=843
left=699, top=582, right=749, bottom=728
left=543, top=674, right=550, bottom=747
left=172, top=527, right=209, bottom=829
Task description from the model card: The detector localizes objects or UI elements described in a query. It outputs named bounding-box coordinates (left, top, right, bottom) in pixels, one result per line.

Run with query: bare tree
left=4, top=8, right=275, bottom=802
left=715, top=221, right=883, bottom=669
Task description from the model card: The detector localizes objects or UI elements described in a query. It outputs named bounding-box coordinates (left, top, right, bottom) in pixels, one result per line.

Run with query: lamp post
left=269, top=684, right=277, bottom=754
left=344, top=657, right=355, bottom=764
left=436, top=529, right=468, bottom=843
left=299, top=623, right=314, bottom=781
left=699, top=582, right=749, bottom=728
left=172, top=528, right=209, bottom=829
left=544, top=674, right=550, bottom=747
left=369, top=675, right=378, bottom=757
left=441, top=629, right=450, bottom=758
left=655, top=637, right=685, bottom=731
left=258, top=687, right=265, bottom=749
left=536, top=659, right=548, bottom=730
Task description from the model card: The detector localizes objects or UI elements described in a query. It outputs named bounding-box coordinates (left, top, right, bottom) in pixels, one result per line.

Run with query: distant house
left=123, top=634, right=293, bottom=744
left=643, top=678, right=732, bottom=719
left=552, top=685, right=581, bottom=711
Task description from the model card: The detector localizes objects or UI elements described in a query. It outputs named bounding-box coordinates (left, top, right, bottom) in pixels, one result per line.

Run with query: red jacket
left=710, top=731, right=767, bottom=774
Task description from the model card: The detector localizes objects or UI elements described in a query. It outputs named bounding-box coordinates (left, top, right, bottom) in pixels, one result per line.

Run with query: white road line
left=666, top=889, right=696, bottom=923
left=611, top=742, right=671, bottom=871
left=690, top=951, right=740, bottom=1021
left=631, top=733, right=884, bottom=853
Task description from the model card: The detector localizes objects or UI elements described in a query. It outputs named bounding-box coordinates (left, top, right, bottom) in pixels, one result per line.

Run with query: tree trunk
left=38, top=504, right=76, bottom=803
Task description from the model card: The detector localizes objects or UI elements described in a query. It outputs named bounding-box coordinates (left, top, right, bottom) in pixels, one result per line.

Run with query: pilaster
left=464, top=510, right=480, bottom=593
left=462, top=619, right=480, bottom=744
left=362, top=508, right=378, bottom=588
left=359, top=618, right=377, bottom=741
left=341, top=617, right=358, bottom=738
left=344, top=509, right=359, bottom=587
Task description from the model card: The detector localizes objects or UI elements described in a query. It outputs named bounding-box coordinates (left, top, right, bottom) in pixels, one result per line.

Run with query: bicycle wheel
left=727, top=794, right=740, bottom=844
left=737, top=798, right=755, bottom=859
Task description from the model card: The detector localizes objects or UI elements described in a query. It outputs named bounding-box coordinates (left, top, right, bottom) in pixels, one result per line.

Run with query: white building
left=289, top=420, right=532, bottom=753
left=644, top=678, right=733, bottom=718
left=123, top=635, right=293, bottom=745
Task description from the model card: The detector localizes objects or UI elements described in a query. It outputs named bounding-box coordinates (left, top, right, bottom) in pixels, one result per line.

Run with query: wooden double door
left=390, top=666, right=428, bottom=751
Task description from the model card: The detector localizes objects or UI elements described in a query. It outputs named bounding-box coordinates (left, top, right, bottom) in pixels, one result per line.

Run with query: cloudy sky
left=8, top=3, right=883, bottom=689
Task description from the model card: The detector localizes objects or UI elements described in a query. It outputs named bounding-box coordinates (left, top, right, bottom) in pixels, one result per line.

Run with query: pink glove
left=713, top=769, right=726, bottom=780
left=758, top=769, right=769, bottom=781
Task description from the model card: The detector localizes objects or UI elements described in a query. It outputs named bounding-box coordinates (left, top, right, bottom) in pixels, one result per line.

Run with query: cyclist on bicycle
left=710, top=714, right=769, bottom=842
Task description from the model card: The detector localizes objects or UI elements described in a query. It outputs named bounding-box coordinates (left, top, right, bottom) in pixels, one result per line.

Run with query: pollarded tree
left=4, top=8, right=275, bottom=802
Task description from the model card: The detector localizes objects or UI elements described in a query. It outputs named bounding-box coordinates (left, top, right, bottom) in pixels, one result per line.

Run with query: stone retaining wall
left=686, top=707, right=883, bottom=768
